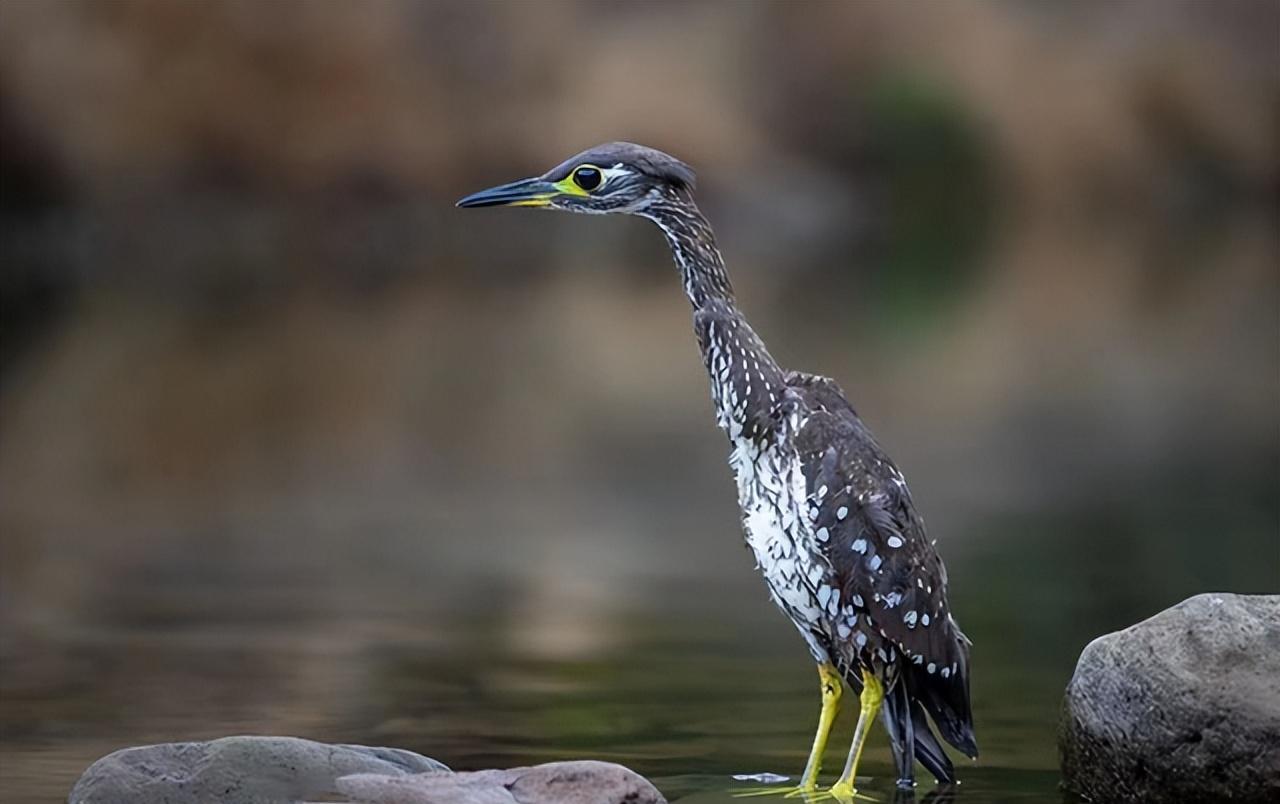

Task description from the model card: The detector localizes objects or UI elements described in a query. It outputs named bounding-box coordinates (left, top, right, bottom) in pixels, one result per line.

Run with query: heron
left=457, top=143, right=977, bottom=800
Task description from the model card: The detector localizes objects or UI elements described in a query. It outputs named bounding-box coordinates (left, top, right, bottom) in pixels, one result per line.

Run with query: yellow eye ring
left=571, top=165, right=603, bottom=192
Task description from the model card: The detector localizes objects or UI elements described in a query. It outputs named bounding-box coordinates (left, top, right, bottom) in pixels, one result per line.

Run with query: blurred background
left=1, top=1, right=1276, bottom=802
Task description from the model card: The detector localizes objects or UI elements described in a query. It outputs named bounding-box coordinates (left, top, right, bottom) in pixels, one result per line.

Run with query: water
left=3, top=491, right=1274, bottom=803
left=1, top=279, right=1275, bottom=802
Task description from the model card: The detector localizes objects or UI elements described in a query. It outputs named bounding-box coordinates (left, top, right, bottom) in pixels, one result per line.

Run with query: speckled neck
left=643, top=192, right=787, bottom=440
left=641, top=191, right=734, bottom=310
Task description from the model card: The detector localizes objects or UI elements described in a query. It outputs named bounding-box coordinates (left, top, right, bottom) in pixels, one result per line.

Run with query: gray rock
left=68, top=735, right=449, bottom=804
left=1060, top=593, right=1280, bottom=803
left=331, top=760, right=667, bottom=804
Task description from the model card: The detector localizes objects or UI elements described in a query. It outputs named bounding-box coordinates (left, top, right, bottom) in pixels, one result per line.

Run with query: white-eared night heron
left=457, top=143, right=977, bottom=800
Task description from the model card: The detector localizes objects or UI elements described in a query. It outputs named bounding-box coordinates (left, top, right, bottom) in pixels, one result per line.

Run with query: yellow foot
left=734, top=783, right=877, bottom=803
left=824, top=781, right=879, bottom=803
left=731, top=783, right=820, bottom=799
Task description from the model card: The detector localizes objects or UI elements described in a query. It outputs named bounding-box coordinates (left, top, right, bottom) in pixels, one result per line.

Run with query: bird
left=457, top=142, right=977, bottom=800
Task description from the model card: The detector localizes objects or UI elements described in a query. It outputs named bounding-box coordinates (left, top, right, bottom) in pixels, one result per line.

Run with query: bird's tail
left=881, top=677, right=956, bottom=786
left=914, top=624, right=978, bottom=760
left=881, top=623, right=978, bottom=785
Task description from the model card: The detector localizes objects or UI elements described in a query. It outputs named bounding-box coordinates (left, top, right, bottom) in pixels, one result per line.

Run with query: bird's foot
left=732, top=782, right=877, bottom=802
left=819, top=780, right=879, bottom=803
left=731, top=782, right=821, bottom=799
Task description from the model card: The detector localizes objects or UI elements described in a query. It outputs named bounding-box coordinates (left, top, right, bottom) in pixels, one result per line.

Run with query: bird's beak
left=456, top=177, right=560, bottom=208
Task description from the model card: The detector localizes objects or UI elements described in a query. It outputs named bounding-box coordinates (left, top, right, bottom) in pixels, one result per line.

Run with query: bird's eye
left=572, top=166, right=602, bottom=191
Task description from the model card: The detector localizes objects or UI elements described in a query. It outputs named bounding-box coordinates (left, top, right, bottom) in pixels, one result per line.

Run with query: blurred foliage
left=864, top=71, right=994, bottom=331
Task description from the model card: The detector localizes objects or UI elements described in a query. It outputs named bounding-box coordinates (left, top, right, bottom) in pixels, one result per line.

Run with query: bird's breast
left=730, top=436, right=832, bottom=632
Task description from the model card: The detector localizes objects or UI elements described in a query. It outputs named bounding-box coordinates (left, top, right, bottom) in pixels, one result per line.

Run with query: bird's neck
left=641, top=193, right=735, bottom=310
left=643, top=194, right=788, bottom=440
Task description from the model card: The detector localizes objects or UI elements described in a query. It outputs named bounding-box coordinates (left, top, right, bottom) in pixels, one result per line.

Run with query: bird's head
left=456, top=142, right=695, bottom=215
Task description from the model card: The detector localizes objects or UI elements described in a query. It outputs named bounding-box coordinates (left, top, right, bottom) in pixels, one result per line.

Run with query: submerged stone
left=67, top=737, right=665, bottom=804
left=336, top=759, right=667, bottom=803
left=68, top=735, right=447, bottom=804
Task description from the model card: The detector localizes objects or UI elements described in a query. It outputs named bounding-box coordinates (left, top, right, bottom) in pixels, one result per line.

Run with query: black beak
left=456, top=177, right=560, bottom=208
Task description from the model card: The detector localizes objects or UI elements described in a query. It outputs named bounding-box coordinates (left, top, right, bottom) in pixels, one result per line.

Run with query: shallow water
left=3, top=489, right=1275, bottom=803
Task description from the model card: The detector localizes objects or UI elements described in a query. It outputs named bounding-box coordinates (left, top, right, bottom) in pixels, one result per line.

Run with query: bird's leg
left=732, top=663, right=842, bottom=799
left=830, top=670, right=884, bottom=801
left=797, top=663, right=844, bottom=790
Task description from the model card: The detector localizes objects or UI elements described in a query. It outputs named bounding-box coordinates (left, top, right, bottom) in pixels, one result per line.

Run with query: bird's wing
left=786, top=370, right=977, bottom=757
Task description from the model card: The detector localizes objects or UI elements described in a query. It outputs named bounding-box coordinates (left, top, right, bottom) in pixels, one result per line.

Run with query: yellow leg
left=733, top=663, right=842, bottom=798
left=830, top=670, right=884, bottom=801
left=798, top=663, right=844, bottom=790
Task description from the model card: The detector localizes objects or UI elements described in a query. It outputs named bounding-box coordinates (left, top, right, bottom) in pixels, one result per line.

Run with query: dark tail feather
left=883, top=678, right=955, bottom=785
left=910, top=699, right=957, bottom=783
left=916, top=627, right=978, bottom=759
left=881, top=679, right=916, bottom=788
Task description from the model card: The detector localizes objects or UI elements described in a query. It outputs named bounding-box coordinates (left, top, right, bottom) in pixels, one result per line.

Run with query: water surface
left=3, top=494, right=1274, bottom=803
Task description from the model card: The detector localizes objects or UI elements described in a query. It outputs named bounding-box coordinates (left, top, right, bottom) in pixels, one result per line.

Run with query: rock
left=68, top=739, right=664, bottom=804
left=1060, top=593, right=1280, bottom=803
left=68, top=735, right=449, bottom=804
left=331, top=760, right=666, bottom=804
